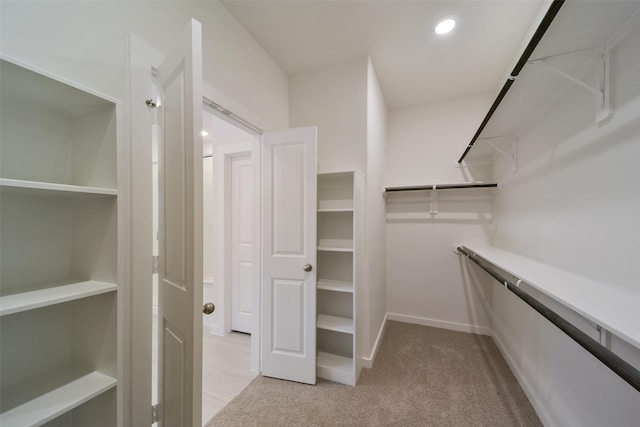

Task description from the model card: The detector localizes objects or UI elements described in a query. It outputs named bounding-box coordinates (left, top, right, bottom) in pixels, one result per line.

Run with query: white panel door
left=157, top=19, right=203, bottom=427
left=231, top=154, right=253, bottom=333
left=261, top=127, right=317, bottom=384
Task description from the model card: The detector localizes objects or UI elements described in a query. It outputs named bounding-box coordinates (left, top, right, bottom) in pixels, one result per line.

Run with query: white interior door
left=231, top=154, right=253, bottom=333
left=157, top=18, right=203, bottom=427
left=261, top=126, right=317, bottom=384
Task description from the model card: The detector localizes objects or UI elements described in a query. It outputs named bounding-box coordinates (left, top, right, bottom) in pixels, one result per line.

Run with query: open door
left=261, top=127, right=317, bottom=384
left=157, top=19, right=204, bottom=426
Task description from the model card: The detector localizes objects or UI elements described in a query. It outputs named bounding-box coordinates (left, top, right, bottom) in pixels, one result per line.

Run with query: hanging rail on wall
left=383, top=182, right=497, bottom=193
left=457, top=246, right=640, bottom=393
left=457, top=0, right=565, bottom=164
left=203, top=96, right=264, bottom=135
left=383, top=183, right=497, bottom=216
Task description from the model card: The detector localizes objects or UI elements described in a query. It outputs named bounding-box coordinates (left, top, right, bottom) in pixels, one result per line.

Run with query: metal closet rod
left=457, top=246, right=640, bottom=393
left=457, top=0, right=566, bottom=164
left=384, top=182, right=497, bottom=192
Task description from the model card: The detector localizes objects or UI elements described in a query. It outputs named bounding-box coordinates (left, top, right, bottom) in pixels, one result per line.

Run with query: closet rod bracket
left=597, top=325, right=612, bottom=349
left=528, top=46, right=611, bottom=127
left=428, top=184, right=439, bottom=215
left=477, top=136, right=518, bottom=172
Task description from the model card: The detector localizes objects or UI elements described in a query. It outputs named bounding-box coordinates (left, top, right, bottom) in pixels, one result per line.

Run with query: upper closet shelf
left=384, top=182, right=497, bottom=217
left=0, top=280, right=117, bottom=317
left=0, top=179, right=117, bottom=197
left=461, top=245, right=640, bottom=350
left=458, top=0, right=640, bottom=163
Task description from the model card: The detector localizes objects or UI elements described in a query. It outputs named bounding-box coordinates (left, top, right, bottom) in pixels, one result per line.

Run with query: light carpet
left=207, top=321, right=541, bottom=426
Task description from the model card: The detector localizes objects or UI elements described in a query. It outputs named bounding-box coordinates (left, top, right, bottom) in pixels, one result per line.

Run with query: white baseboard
left=386, top=312, right=493, bottom=336
left=361, top=313, right=388, bottom=369
left=491, top=330, right=554, bottom=427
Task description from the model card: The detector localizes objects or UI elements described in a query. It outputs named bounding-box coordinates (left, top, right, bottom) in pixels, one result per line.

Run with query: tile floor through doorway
left=152, top=314, right=256, bottom=425
left=201, top=331, right=257, bottom=423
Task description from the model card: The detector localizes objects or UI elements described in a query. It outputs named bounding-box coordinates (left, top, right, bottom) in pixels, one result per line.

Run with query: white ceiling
left=221, top=0, right=547, bottom=110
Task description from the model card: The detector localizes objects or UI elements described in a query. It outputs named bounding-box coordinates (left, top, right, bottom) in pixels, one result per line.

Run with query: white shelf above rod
left=457, top=245, right=640, bottom=393
left=383, top=182, right=497, bottom=216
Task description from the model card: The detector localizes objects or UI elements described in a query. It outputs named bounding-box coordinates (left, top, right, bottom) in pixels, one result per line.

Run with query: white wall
left=385, top=93, right=494, bottom=186
left=487, top=19, right=640, bottom=427
left=289, top=57, right=368, bottom=173
left=0, top=1, right=289, bottom=130
left=290, top=57, right=389, bottom=363
left=364, top=59, right=387, bottom=359
left=384, top=93, right=495, bottom=334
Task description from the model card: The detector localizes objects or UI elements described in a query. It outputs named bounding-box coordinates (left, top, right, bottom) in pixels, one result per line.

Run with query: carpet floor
left=206, top=321, right=541, bottom=426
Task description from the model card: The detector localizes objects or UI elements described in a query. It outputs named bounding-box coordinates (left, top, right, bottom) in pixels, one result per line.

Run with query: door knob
left=203, top=302, right=215, bottom=315
left=303, top=263, right=313, bottom=272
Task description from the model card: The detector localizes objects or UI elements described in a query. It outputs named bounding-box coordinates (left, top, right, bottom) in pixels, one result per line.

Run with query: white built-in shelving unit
left=0, top=56, right=121, bottom=427
left=316, top=171, right=364, bottom=386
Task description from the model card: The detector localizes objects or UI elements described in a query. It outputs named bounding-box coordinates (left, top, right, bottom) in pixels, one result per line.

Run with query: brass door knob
left=203, top=302, right=215, bottom=315
left=303, top=263, right=313, bottom=272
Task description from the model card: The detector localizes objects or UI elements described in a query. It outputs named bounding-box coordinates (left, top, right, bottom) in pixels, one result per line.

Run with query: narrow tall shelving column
left=0, top=57, right=122, bottom=427
left=316, top=171, right=364, bottom=386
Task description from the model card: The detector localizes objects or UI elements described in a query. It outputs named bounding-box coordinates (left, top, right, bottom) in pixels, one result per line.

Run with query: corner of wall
left=361, top=313, right=388, bottom=369
left=364, top=57, right=389, bottom=358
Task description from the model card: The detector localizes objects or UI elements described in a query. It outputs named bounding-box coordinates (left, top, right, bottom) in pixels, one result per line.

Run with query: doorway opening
left=152, top=96, right=261, bottom=425
left=201, top=105, right=260, bottom=423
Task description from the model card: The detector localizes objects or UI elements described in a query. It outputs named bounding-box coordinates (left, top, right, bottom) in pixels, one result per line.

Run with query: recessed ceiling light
left=435, top=18, right=456, bottom=35
left=201, top=130, right=209, bottom=137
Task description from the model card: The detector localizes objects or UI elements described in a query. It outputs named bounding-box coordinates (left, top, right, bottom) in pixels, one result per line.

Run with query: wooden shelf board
left=317, top=351, right=353, bottom=373
left=317, top=351, right=354, bottom=385
left=1, top=56, right=117, bottom=114
left=317, top=200, right=354, bottom=211
left=0, top=280, right=117, bottom=316
left=0, top=366, right=117, bottom=427
left=317, top=207, right=354, bottom=213
left=0, top=178, right=117, bottom=197
left=317, top=279, right=353, bottom=293
left=463, top=244, right=640, bottom=350
left=317, top=239, right=353, bottom=252
left=317, top=246, right=353, bottom=253
left=317, top=314, right=354, bottom=334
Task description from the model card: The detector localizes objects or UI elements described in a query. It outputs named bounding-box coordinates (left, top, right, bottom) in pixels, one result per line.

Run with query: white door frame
left=215, top=143, right=253, bottom=334
left=127, top=34, right=161, bottom=427
left=229, top=153, right=254, bottom=334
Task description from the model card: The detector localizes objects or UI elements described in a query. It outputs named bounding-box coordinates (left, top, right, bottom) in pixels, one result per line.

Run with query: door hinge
left=152, top=255, right=159, bottom=274
left=151, top=403, right=159, bottom=423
